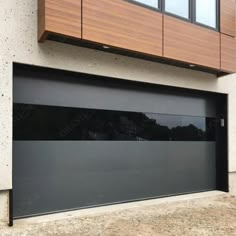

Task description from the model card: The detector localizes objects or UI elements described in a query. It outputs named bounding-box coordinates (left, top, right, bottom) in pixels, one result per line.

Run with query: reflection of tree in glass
left=171, top=124, right=205, bottom=141
left=13, top=104, right=215, bottom=141
left=74, top=111, right=208, bottom=141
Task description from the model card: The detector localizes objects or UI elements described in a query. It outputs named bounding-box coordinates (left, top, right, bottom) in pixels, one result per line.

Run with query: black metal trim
left=8, top=190, right=13, bottom=227
left=215, top=94, right=229, bottom=192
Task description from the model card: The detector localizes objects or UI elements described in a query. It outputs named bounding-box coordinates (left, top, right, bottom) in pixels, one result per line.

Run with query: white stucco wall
left=0, top=0, right=236, bottom=223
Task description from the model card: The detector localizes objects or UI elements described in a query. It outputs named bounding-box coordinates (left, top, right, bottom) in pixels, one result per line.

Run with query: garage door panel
left=14, top=75, right=216, bottom=117
left=13, top=141, right=215, bottom=218
left=167, top=142, right=216, bottom=193
left=13, top=71, right=218, bottom=218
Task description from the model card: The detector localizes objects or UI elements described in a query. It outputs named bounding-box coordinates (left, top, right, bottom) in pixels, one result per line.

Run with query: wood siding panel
left=38, top=0, right=47, bottom=41
left=38, top=0, right=82, bottom=41
left=221, top=34, right=236, bottom=72
left=220, top=0, right=235, bottom=37
left=83, top=0, right=163, bottom=56
left=164, top=15, right=220, bottom=69
left=235, top=0, right=236, bottom=35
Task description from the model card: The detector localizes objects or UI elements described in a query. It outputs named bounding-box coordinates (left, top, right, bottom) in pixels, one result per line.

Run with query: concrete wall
left=0, top=191, right=8, bottom=224
left=0, top=0, right=236, bottom=223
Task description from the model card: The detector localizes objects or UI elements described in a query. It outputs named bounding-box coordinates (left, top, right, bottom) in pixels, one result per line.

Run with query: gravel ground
left=1, top=193, right=236, bottom=236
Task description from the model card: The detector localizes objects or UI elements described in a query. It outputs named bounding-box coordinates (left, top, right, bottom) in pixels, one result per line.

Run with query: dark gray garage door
left=13, top=69, right=217, bottom=218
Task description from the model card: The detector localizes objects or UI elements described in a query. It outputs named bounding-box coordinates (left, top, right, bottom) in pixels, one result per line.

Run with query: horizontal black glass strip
left=13, top=103, right=216, bottom=141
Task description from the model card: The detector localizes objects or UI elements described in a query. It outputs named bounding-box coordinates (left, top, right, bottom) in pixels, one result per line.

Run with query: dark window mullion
left=188, top=0, right=192, bottom=21
left=191, top=0, right=196, bottom=24
left=160, top=0, right=164, bottom=11
left=216, top=0, right=220, bottom=31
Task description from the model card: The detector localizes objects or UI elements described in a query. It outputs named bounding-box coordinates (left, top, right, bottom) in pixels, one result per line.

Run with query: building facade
left=1, top=0, right=236, bottom=225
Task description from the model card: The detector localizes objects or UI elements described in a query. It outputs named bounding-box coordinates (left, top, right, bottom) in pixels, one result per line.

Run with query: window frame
left=163, top=0, right=192, bottom=22
left=126, top=0, right=219, bottom=31
left=192, top=0, right=219, bottom=31
left=125, top=0, right=161, bottom=12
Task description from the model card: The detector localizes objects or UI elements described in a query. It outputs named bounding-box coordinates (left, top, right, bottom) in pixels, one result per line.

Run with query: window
left=14, top=103, right=216, bottom=141
left=133, top=0, right=159, bottom=9
left=128, top=0, right=219, bottom=30
left=195, top=0, right=217, bottom=28
left=165, top=0, right=189, bottom=19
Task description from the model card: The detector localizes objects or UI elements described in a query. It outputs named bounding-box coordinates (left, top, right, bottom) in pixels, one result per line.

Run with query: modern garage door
left=13, top=67, right=220, bottom=218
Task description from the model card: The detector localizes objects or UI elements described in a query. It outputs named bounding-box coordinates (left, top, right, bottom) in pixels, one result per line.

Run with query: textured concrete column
left=229, top=172, right=236, bottom=194
left=0, top=191, right=9, bottom=224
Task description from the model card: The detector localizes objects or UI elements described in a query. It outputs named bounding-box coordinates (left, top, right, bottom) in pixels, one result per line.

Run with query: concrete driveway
left=1, top=191, right=236, bottom=236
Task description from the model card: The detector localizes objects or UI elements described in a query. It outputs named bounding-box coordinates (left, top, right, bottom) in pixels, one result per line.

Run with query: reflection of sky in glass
left=146, top=113, right=206, bottom=130
left=133, top=0, right=158, bottom=8
left=165, top=0, right=189, bottom=19
left=196, top=0, right=216, bottom=28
